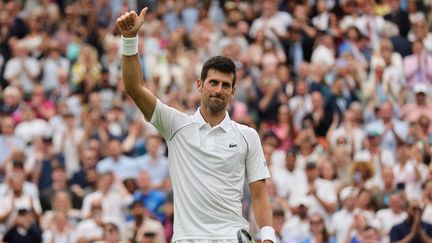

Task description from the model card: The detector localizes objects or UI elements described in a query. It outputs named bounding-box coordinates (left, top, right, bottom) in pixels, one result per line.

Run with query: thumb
left=138, top=7, right=148, bottom=23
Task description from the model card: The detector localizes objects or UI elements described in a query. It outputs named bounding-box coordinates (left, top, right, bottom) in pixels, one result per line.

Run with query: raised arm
left=116, top=8, right=157, bottom=121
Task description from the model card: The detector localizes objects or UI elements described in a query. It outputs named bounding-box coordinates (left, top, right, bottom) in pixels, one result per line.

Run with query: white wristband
left=121, top=35, right=138, bottom=56
left=260, top=226, right=276, bottom=242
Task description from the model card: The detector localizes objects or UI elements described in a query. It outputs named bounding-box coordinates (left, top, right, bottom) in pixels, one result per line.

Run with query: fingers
left=138, top=7, right=148, bottom=20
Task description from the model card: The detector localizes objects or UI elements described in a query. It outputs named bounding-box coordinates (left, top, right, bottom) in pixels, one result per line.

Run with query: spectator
left=39, top=165, right=81, bottom=211
left=81, top=172, right=132, bottom=222
left=281, top=198, right=310, bottom=243
left=14, top=105, right=50, bottom=146
left=96, top=138, right=139, bottom=180
left=272, top=147, right=305, bottom=199
left=373, top=192, right=407, bottom=240
left=42, top=211, right=77, bottom=243
left=125, top=200, right=165, bottom=243
left=365, top=101, right=408, bottom=153
left=330, top=186, right=358, bottom=243
left=136, top=134, right=169, bottom=189
left=40, top=40, right=70, bottom=92
left=3, top=41, right=40, bottom=95
left=422, top=181, right=432, bottom=224
left=74, top=200, right=104, bottom=242
left=390, top=200, right=432, bottom=242
left=53, top=111, right=85, bottom=177
left=0, top=115, right=25, bottom=177
left=40, top=190, right=81, bottom=231
left=133, top=171, right=166, bottom=222
left=301, top=213, right=335, bottom=243
left=371, top=167, right=398, bottom=210
left=3, top=208, right=42, bottom=243
left=403, top=40, right=432, bottom=87
left=0, top=86, right=22, bottom=116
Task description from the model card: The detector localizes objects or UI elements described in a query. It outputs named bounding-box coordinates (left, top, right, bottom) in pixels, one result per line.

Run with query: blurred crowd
left=0, top=0, right=432, bottom=242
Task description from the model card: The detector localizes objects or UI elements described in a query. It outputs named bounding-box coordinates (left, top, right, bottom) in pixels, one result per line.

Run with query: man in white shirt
left=271, top=147, right=306, bottom=198
left=117, top=9, right=274, bottom=242
left=373, top=193, right=407, bottom=240
left=330, top=186, right=358, bottom=243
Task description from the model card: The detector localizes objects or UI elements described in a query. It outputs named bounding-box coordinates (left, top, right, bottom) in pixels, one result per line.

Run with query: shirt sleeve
left=241, top=127, right=270, bottom=183
left=150, top=99, right=191, bottom=141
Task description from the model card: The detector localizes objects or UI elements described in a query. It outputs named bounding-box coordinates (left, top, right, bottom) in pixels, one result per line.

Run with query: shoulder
left=234, top=122, right=259, bottom=138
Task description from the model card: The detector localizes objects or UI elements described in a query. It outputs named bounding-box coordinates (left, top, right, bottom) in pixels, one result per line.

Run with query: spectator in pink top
left=401, top=83, right=432, bottom=124
left=403, top=40, right=432, bottom=87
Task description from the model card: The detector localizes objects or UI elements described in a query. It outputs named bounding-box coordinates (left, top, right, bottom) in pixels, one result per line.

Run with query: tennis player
left=116, top=8, right=275, bottom=243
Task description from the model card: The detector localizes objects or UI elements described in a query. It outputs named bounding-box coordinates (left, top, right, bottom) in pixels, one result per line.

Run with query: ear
left=231, top=86, right=236, bottom=95
left=197, top=79, right=203, bottom=93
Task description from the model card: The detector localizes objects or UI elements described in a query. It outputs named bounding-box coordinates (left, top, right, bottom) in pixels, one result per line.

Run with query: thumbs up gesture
left=116, top=8, right=148, bottom=38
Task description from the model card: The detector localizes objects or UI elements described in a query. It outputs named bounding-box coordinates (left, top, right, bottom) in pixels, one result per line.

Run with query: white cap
left=413, top=83, right=428, bottom=94
left=339, top=186, right=358, bottom=201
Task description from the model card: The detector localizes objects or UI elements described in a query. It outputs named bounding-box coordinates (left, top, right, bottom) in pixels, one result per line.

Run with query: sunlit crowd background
left=1, top=0, right=432, bottom=242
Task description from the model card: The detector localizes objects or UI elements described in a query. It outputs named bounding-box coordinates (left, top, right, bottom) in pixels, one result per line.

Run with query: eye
left=222, top=82, right=232, bottom=89
left=209, top=80, right=218, bottom=86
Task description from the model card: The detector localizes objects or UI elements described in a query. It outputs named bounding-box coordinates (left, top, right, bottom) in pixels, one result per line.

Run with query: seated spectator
left=74, top=200, right=104, bottom=242
left=423, top=181, right=432, bottom=224
left=39, top=165, right=81, bottom=211
left=133, top=171, right=166, bottom=222
left=125, top=200, right=165, bottom=243
left=0, top=116, right=25, bottom=179
left=42, top=211, right=77, bottom=243
left=14, top=105, right=50, bottom=146
left=40, top=190, right=81, bottom=231
left=301, top=213, right=335, bottom=243
left=2, top=208, right=42, bottom=243
left=3, top=41, right=41, bottom=95
left=0, top=86, right=22, bottom=116
left=281, top=198, right=310, bottom=243
left=403, top=40, right=432, bottom=87
left=96, top=138, right=139, bottom=180
left=27, top=85, right=56, bottom=121
left=330, top=186, right=358, bottom=243
left=81, top=172, right=132, bottom=222
left=136, top=134, right=169, bottom=189
left=53, top=111, right=85, bottom=177
left=372, top=167, right=398, bottom=210
left=70, top=148, right=99, bottom=196
left=390, top=200, right=432, bottom=242
left=373, top=192, right=407, bottom=241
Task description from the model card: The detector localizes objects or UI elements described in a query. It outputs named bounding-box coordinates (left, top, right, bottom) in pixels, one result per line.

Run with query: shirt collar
left=193, top=107, right=232, bottom=133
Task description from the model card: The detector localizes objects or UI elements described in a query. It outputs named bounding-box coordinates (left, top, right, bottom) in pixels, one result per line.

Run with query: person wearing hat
left=281, top=197, right=311, bottom=243
left=330, top=186, right=358, bottom=243
left=401, top=82, right=432, bottom=124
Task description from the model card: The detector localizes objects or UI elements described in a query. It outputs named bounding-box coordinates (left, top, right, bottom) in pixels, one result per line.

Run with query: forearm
left=250, top=180, right=273, bottom=228
left=122, top=54, right=145, bottom=96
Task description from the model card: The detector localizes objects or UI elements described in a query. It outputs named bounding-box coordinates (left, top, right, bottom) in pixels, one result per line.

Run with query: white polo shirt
left=151, top=100, right=270, bottom=241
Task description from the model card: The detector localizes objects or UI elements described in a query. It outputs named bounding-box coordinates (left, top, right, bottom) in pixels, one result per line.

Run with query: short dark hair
left=200, top=56, right=237, bottom=87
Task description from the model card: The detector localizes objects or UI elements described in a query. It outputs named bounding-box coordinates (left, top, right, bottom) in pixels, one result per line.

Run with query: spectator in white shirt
left=330, top=186, right=358, bottom=243
left=81, top=172, right=133, bottom=222
left=3, top=41, right=40, bottom=95
left=271, top=147, right=306, bottom=198
left=373, top=192, right=407, bottom=240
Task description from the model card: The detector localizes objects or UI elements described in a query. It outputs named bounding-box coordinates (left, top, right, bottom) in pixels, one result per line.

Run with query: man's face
left=197, top=69, right=235, bottom=115
left=1, top=117, right=14, bottom=135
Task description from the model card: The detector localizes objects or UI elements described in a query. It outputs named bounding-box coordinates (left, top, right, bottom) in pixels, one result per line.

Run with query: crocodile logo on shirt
left=229, top=143, right=238, bottom=148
